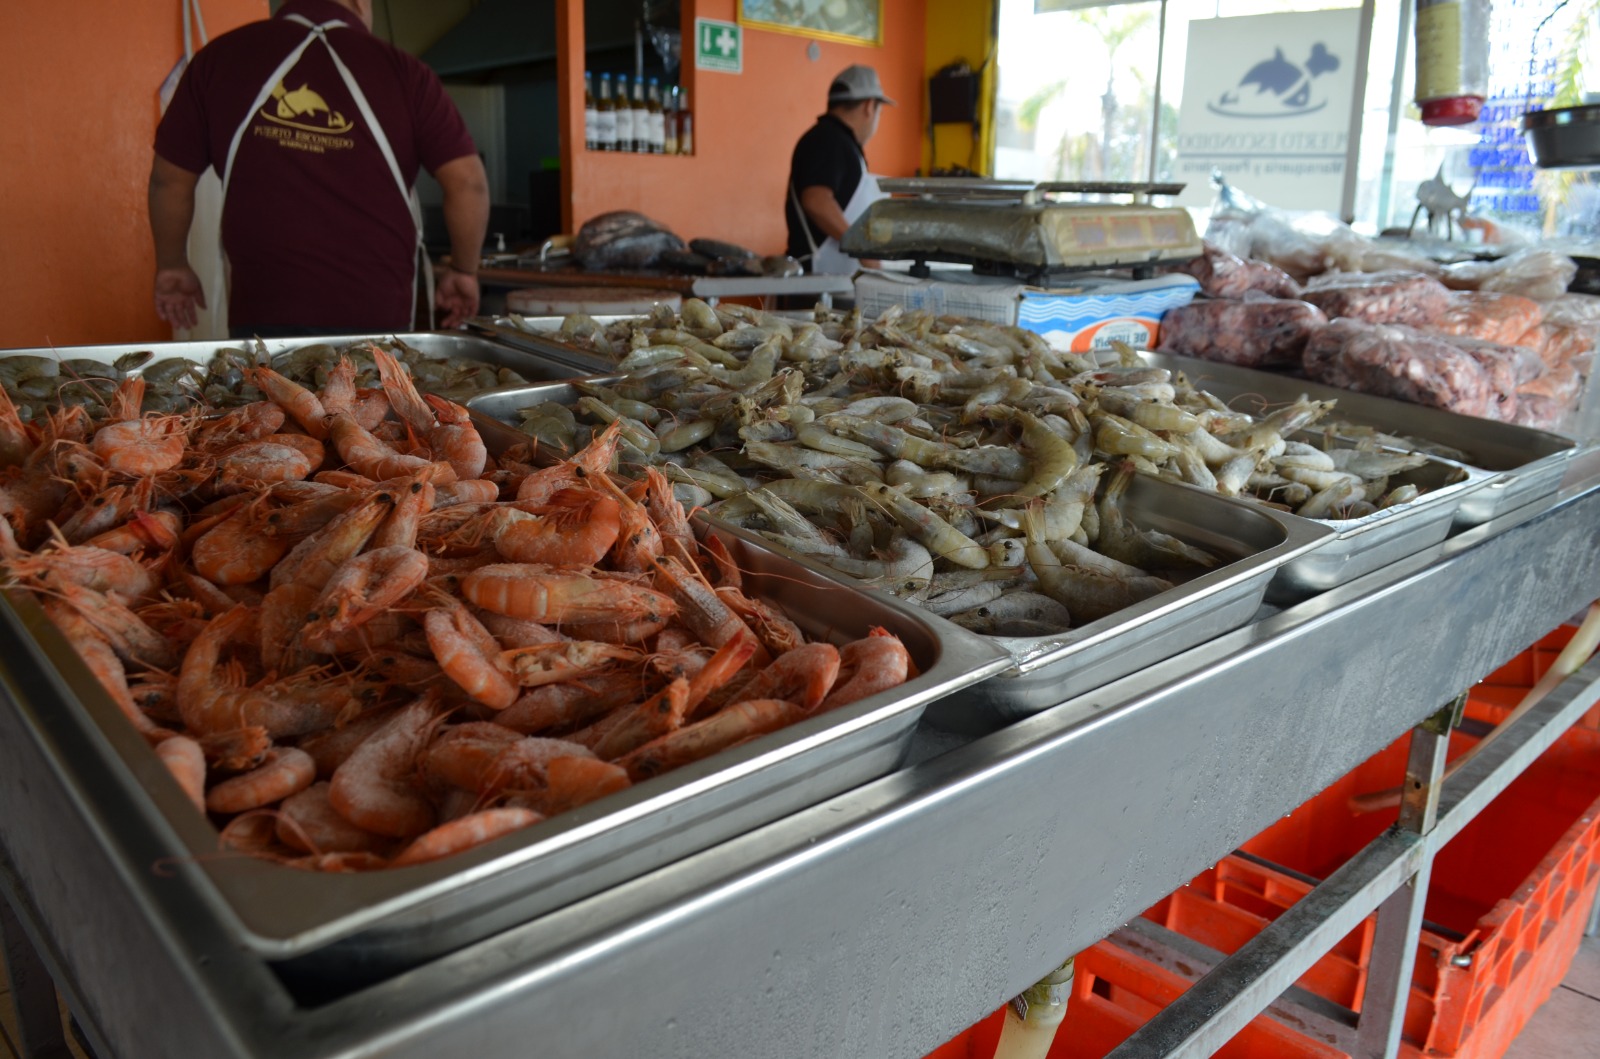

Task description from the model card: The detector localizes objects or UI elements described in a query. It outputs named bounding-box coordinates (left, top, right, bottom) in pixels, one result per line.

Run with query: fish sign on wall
left=1172, top=9, right=1363, bottom=211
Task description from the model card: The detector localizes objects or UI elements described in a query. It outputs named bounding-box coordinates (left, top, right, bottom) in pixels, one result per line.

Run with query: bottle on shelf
left=595, top=73, right=617, bottom=151
left=647, top=77, right=665, bottom=155
left=677, top=88, right=693, bottom=156
left=614, top=74, right=634, bottom=153
left=630, top=75, right=649, bottom=153
left=583, top=71, right=598, bottom=151
left=663, top=84, right=679, bottom=155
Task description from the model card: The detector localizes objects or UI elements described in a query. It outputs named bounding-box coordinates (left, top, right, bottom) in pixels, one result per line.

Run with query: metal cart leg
left=1, top=893, right=73, bottom=1059
left=1353, top=696, right=1459, bottom=1059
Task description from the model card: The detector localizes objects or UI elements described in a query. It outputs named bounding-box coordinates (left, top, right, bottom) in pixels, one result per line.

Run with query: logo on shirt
left=253, top=79, right=356, bottom=154
left=263, top=80, right=354, bottom=134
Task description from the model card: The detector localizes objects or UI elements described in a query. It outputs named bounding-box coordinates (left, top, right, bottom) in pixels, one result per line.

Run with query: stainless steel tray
left=468, top=383, right=1335, bottom=726
left=0, top=331, right=586, bottom=395
left=467, top=315, right=636, bottom=375
left=1261, top=437, right=1490, bottom=602
left=928, top=474, right=1333, bottom=726
left=1142, top=351, right=1578, bottom=527
left=0, top=506, right=1006, bottom=991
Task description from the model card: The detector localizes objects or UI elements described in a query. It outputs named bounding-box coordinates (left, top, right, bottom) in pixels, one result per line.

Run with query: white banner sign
left=1173, top=10, right=1362, bottom=210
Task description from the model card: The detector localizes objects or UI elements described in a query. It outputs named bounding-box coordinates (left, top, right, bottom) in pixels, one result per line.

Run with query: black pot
left=1523, top=104, right=1600, bottom=169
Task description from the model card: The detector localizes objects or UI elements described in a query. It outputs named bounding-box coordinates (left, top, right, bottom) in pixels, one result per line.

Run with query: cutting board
left=506, top=286, right=681, bottom=317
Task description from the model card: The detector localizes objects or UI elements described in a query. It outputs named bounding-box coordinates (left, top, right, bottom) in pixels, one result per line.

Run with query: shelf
left=4, top=459, right=1600, bottom=1059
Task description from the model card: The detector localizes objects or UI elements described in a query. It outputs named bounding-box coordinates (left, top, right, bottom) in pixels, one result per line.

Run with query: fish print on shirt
left=253, top=77, right=357, bottom=155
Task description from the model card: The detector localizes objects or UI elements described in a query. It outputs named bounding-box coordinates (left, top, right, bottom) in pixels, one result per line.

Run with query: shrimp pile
left=501, top=301, right=1448, bottom=638
left=1, top=338, right=533, bottom=422
left=0, top=347, right=910, bottom=872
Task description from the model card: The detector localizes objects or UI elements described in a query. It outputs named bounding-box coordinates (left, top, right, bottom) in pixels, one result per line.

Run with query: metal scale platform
left=838, top=178, right=1203, bottom=283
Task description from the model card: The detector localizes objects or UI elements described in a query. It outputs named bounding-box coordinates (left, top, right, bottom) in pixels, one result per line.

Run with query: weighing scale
left=838, top=178, right=1203, bottom=284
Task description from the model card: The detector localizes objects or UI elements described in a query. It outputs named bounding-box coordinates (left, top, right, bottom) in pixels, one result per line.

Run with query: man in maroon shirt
left=149, top=0, right=489, bottom=335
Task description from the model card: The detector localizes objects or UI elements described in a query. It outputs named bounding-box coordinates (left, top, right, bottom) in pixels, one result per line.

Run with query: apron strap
left=789, top=181, right=821, bottom=261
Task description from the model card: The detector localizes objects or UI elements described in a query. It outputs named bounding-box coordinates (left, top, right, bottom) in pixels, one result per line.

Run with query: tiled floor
left=2, top=933, right=1599, bottom=1056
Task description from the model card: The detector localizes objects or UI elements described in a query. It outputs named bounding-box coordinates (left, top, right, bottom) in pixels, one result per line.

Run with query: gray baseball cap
left=828, top=65, right=896, bottom=106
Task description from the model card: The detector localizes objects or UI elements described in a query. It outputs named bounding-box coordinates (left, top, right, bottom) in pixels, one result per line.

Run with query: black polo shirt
left=785, top=113, right=866, bottom=262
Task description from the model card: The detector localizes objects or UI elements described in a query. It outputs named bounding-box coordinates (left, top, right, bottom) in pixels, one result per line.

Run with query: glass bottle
left=583, top=71, right=597, bottom=151
left=596, top=73, right=617, bottom=151
left=630, top=75, right=649, bottom=154
left=677, top=88, right=693, bottom=156
left=663, top=84, right=679, bottom=155
left=647, top=77, right=665, bottom=154
left=614, top=74, right=634, bottom=153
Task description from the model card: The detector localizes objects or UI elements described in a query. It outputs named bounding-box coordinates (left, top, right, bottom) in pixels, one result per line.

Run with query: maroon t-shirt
left=155, top=0, right=476, bottom=331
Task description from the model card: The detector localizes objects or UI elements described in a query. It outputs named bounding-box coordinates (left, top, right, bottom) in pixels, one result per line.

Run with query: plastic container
left=922, top=626, right=1600, bottom=1059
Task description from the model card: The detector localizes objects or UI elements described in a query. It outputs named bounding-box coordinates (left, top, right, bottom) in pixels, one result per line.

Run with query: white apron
left=212, top=13, right=433, bottom=332
left=792, top=153, right=882, bottom=276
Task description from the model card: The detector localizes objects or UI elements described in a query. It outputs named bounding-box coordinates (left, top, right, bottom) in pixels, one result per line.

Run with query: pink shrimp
left=298, top=546, right=430, bottom=653
left=0, top=385, right=40, bottom=467
left=176, top=605, right=257, bottom=734
left=327, top=412, right=456, bottom=484
left=269, top=487, right=394, bottom=592
left=249, top=366, right=329, bottom=439
left=276, top=782, right=395, bottom=855
left=651, top=555, right=770, bottom=666
left=532, top=756, right=631, bottom=815
left=294, top=706, right=399, bottom=779
left=259, top=582, right=319, bottom=673
left=370, top=347, right=436, bottom=440
left=90, top=379, right=190, bottom=474
left=5, top=540, right=160, bottom=601
left=328, top=696, right=444, bottom=838
left=435, top=479, right=500, bottom=508
left=423, top=393, right=488, bottom=480
left=390, top=807, right=543, bottom=867
left=193, top=401, right=287, bottom=452
left=285, top=851, right=390, bottom=872
left=370, top=467, right=437, bottom=550
left=493, top=668, right=649, bottom=735
left=425, top=594, right=519, bottom=709
left=476, top=609, right=566, bottom=649
left=462, top=563, right=678, bottom=626
left=192, top=502, right=291, bottom=584
left=715, top=585, right=807, bottom=656
left=83, top=509, right=182, bottom=556
left=214, top=441, right=315, bottom=492
left=515, top=420, right=624, bottom=506
left=43, top=600, right=173, bottom=744
left=205, top=747, right=316, bottom=814
left=718, top=642, right=840, bottom=713
left=501, top=640, right=644, bottom=689
left=819, top=628, right=912, bottom=710
left=555, top=614, right=674, bottom=645
left=615, top=698, right=803, bottom=781
left=155, top=735, right=207, bottom=813
left=52, top=580, right=179, bottom=670
left=580, top=678, right=691, bottom=760
left=494, top=487, right=621, bottom=567
left=317, top=357, right=359, bottom=417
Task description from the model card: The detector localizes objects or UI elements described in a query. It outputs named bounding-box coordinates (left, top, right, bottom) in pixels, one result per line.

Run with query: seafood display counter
left=2, top=325, right=1600, bottom=1059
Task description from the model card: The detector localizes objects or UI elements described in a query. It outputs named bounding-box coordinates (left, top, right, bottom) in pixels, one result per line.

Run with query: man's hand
left=435, top=270, right=480, bottom=329
left=154, top=266, right=205, bottom=331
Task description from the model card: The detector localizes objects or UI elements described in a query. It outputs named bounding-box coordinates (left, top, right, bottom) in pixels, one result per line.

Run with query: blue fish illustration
left=1213, top=43, right=1340, bottom=116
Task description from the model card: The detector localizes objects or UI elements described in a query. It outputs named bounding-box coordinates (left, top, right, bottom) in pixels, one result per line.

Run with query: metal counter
left=4, top=456, right=1600, bottom=1058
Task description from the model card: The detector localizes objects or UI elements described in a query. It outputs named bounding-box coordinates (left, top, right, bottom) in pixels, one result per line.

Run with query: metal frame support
left=1353, top=696, right=1462, bottom=1058
left=1101, top=665, right=1600, bottom=1059
left=1, top=893, right=73, bottom=1059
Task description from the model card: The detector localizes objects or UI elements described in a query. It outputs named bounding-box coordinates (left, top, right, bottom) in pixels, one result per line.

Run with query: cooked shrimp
left=298, top=546, right=429, bottom=653
left=494, top=669, right=648, bottom=734
left=501, top=640, right=643, bottom=688
left=83, top=509, right=182, bottom=556
left=5, top=541, right=159, bottom=601
left=616, top=698, right=803, bottom=781
left=192, top=503, right=291, bottom=585
left=584, top=678, right=690, bottom=760
left=215, top=441, right=315, bottom=491
left=275, top=781, right=394, bottom=855
left=155, top=734, right=207, bottom=812
left=462, top=563, right=677, bottom=626
left=370, top=468, right=437, bottom=550
left=718, top=642, right=840, bottom=713
left=205, top=747, right=316, bottom=814
left=423, top=393, right=488, bottom=480
left=328, top=696, right=443, bottom=838
left=390, top=807, right=543, bottom=867
left=651, top=556, right=769, bottom=664
left=249, top=366, right=329, bottom=439
left=494, top=487, right=620, bottom=566
left=269, top=487, right=394, bottom=592
left=424, top=594, right=519, bottom=709
left=531, top=756, right=631, bottom=815
left=193, top=401, right=286, bottom=452
left=819, top=628, right=911, bottom=710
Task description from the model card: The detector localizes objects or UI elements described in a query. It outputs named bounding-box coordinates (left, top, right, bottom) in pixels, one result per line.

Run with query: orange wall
left=561, top=0, right=926, bottom=255
left=0, top=1, right=266, bottom=349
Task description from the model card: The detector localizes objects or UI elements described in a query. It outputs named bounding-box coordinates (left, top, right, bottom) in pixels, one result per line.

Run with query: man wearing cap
left=785, top=64, right=894, bottom=275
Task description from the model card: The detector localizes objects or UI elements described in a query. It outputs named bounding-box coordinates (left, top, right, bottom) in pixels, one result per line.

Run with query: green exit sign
left=695, top=17, right=742, bottom=74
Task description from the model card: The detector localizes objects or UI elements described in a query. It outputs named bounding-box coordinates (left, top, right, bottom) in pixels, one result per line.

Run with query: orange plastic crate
left=923, top=629, right=1600, bottom=1059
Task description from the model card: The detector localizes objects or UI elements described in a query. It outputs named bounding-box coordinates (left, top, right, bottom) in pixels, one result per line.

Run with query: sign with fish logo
left=1173, top=10, right=1362, bottom=210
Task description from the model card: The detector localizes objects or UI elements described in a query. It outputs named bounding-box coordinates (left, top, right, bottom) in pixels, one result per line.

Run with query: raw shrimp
left=859, top=482, right=989, bottom=569
left=1022, top=506, right=1170, bottom=624
left=328, top=696, right=443, bottom=838
left=390, top=807, right=543, bottom=866
left=205, top=747, right=316, bottom=814
left=819, top=628, right=911, bottom=710
left=425, top=594, right=519, bottom=709
left=155, top=735, right=207, bottom=812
